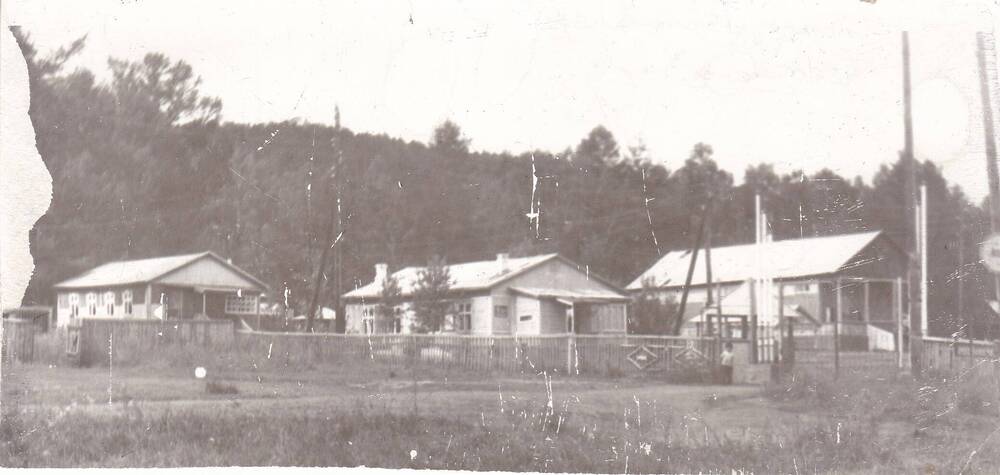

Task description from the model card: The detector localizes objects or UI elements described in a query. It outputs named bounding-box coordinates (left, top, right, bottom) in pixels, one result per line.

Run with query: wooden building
left=52, top=252, right=268, bottom=328
left=342, top=253, right=630, bottom=335
left=628, top=231, right=909, bottom=349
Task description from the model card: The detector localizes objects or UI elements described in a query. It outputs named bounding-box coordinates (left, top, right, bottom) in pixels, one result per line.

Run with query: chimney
left=496, top=253, right=509, bottom=273
left=374, top=263, right=388, bottom=282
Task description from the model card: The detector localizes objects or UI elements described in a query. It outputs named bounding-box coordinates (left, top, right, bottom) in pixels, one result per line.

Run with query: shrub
left=205, top=380, right=239, bottom=395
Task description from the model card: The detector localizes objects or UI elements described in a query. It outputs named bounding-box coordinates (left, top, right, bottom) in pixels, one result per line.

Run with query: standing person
left=719, top=342, right=734, bottom=385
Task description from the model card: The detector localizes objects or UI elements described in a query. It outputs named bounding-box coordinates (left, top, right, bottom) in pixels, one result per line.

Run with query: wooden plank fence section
left=2, top=318, right=35, bottom=363
left=72, top=319, right=722, bottom=378
left=78, top=319, right=235, bottom=366
left=232, top=331, right=719, bottom=377
left=920, top=336, right=996, bottom=379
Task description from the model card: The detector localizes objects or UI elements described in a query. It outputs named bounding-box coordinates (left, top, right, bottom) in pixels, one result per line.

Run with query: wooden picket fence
left=67, top=318, right=721, bottom=378
left=233, top=331, right=720, bottom=377
left=75, top=318, right=236, bottom=366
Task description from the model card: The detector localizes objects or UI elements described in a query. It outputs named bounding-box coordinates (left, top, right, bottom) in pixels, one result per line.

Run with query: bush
left=205, top=380, right=239, bottom=395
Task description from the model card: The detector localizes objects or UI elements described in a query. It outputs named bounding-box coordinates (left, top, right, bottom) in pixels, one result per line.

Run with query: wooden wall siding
left=77, top=319, right=235, bottom=366
left=470, top=296, right=493, bottom=335
left=497, top=258, right=625, bottom=296
left=2, top=319, right=35, bottom=363
left=514, top=296, right=541, bottom=335
left=539, top=299, right=567, bottom=334
left=155, top=256, right=262, bottom=290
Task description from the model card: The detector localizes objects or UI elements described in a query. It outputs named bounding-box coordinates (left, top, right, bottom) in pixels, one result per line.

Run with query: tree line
left=14, top=30, right=998, bottom=338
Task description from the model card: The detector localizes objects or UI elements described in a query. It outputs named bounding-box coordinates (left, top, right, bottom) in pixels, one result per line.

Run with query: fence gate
left=571, top=335, right=718, bottom=378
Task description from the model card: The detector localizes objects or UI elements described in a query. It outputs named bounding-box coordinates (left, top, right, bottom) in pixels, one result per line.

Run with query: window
left=123, top=290, right=133, bottom=315
left=225, top=295, right=257, bottom=314
left=104, top=291, right=115, bottom=316
left=362, top=307, right=375, bottom=334
left=494, top=305, right=509, bottom=319
left=69, top=293, right=80, bottom=318
left=519, top=315, right=532, bottom=322
left=86, top=293, right=97, bottom=316
left=453, top=302, right=472, bottom=332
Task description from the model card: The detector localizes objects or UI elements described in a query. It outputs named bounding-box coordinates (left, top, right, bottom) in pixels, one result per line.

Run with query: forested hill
left=14, top=30, right=997, bottom=337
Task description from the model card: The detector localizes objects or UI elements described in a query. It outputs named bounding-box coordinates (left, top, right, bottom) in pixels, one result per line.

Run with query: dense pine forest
left=14, top=30, right=999, bottom=338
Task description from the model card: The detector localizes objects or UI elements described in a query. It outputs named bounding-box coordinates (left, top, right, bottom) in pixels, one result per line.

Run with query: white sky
left=6, top=0, right=1000, bottom=202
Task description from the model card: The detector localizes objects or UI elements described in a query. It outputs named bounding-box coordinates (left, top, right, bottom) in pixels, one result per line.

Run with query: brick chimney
left=374, top=263, right=388, bottom=282
left=496, top=253, right=509, bottom=273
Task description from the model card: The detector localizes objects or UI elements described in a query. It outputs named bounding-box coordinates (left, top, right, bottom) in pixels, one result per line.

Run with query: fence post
left=566, top=334, right=575, bottom=375
left=784, top=318, right=795, bottom=373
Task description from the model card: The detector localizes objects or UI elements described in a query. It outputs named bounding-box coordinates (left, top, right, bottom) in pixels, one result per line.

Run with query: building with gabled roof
left=342, top=253, right=630, bottom=335
left=628, top=231, right=909, bottom=348
left=52, top=251, right=268, bottom=328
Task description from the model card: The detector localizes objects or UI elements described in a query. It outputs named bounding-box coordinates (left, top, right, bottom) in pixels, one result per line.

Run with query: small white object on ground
left=195, top=367, right=207, bottom=379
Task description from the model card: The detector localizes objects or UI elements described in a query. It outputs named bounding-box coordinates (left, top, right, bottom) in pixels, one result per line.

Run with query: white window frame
left=123, top=290, right=133, bottom=316
left=104, top=291, right=116, bottom=316
left=225, top=294, right=257, bottom=315
left=453, top=301, right=472, bottom=332
left=69, top=293, right=80, bottom=318
left=86, top=292, right=97, bottom=316
left=361, top=306, right=375, bottom=334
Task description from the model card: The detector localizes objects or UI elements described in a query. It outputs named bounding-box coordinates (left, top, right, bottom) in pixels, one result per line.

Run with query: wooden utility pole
left=902, top=31, right=924, bottom=374
left=920, top=184, right=929, bottom=337
left=674, top=201, right=711, bottom=335
left=306, top=211, right=335, bottom=333
left=704, top=206, right=714, bottom=336
left=307, top=108, right=344, bottom=333
left=333, top=107, right=346, bottom=333
left=977, top=32, right=1000, bottom=306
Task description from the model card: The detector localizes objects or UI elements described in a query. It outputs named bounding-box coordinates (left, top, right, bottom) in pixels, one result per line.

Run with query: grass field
left=3, top=356, right=1000, bottom=472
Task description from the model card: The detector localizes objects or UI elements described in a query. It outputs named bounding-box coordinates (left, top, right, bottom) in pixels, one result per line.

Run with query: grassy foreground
left=1, top=396, right=895, bottom=471
left=5, top=340, right=1000, bottom=472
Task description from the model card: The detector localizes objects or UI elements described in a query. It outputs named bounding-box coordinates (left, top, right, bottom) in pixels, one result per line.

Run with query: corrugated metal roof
left=627, top=231, right=885, bottom=290
left=53, top=251, right=267, bottom=291
left=343, top=254, right=560, bottom=300
left=54, top=253, right=209, bottom=289
left=508, top=286, right=630, bottom=302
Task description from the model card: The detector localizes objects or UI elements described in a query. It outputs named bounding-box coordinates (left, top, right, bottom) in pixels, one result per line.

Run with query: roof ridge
left=101, top=250, right=212, bottom=265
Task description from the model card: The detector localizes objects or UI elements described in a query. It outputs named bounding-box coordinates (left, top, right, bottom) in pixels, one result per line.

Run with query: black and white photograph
left=3, top=0, right=1000, bottom=472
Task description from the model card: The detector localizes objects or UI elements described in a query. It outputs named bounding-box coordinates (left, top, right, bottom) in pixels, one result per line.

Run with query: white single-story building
left=628, top=231, right=909, bottom=347
left=342, top=253, right=630, bottom=335
left=52, top=251, right=269, bottom=328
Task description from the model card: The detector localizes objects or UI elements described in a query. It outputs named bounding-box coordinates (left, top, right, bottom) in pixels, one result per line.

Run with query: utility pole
left=920, top=184, right=929, bottom=337
left=674, top=201, right=711, bottom=335
left=976, top=32, right=1000, bottom=305
left=902, top=31, right=923, bottom=373
left=307, top=107, right=344, bottom=333
left=333, top=107, right=346, bottom=333
left=704, top=204, right=714, bottom=337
